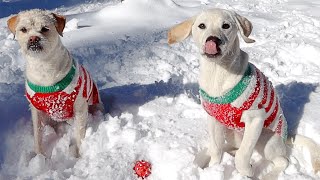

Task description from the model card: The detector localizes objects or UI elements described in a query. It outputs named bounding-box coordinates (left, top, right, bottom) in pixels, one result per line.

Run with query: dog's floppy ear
left=7, top=15, right=18, bottom=35
left=52, top=13, right=66, bottom=37
left=232, top=12, right=255, bottom=43
left=168, top=17, right=195, bottom=45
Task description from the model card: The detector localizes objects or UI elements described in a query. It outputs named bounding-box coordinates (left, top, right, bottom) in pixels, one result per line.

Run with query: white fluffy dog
left=168, top=8, right=320, bottom=177
left=7, top=9, right=103, bottom=157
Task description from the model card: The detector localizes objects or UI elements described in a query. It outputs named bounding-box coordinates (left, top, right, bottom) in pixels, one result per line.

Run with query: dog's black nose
left=29, top=36, right=40, bottom=43
left=206, top=36, right=222, bottom=46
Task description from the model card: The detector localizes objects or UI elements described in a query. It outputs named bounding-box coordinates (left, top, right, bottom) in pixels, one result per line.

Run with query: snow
left=0, top=0, right=320, bottom=179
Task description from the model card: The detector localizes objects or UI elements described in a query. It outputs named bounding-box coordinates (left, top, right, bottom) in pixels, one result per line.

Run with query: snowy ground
left=0, top=0, right=320, bottom=179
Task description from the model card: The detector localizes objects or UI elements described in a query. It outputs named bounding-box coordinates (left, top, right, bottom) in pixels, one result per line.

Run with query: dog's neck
left=199, top=37, right=249, bottom=97
left=25, top=40, right=73, bottom=86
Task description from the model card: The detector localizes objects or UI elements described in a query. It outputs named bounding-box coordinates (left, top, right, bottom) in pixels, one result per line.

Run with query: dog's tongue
left=205, top=40, right=218, bottom=55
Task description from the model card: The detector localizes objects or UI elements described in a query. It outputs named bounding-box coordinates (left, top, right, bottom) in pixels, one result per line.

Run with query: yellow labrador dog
left=7, top=9, right=103, bottom=157
left=168, top=8, right=320, bottom=177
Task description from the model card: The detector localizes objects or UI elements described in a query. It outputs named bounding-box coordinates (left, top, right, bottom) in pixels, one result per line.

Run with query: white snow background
left=0, top=0, right=320, bottom=179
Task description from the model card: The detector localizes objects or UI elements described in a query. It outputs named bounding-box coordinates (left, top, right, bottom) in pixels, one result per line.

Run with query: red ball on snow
left=133, top=160, right=152, bottom=179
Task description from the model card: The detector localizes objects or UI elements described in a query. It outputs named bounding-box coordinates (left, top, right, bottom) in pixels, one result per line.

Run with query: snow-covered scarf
left=26, top=61, right=100, bottom=121
left=200, top=63, right=287, bottom=140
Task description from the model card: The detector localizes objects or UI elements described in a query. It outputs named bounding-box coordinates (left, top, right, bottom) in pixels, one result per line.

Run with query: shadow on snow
left=0, top=83, right=29, bottom=166
left=100, top=75, right=199, bottom=116
left=276, top=81, right=318, bottom=136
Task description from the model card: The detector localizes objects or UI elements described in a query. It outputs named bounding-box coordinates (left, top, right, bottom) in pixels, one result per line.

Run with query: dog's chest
left=27, top=78, right=81, bottom=120
left=26, top=65, right=99, bottom=121
left=200, top=64, right=287, bottom=140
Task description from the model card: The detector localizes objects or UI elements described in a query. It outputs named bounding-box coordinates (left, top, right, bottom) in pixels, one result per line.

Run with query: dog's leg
left=261, top=132, right=288, bottom=180
left=235, top=109, right=266, bottom=177
left=208, top=115, right=225, bottom=165
left=224, top=129, right=242, bottom=156
left=89, top=103, right=105, bottom=115
left=88, top=83, right=104, bottom=115
left=31, top=106, right=47, bottom=155
left=73, top=98, right=88, bottom=157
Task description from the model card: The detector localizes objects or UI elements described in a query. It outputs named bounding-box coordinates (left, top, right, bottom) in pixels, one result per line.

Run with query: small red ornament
left=133, top=160, right=152, bottom=179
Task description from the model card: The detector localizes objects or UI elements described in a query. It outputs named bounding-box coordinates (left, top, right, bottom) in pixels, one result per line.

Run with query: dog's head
left=7, top=9, right=66, bottom=57
left=168, top=9, right=255, bottom=62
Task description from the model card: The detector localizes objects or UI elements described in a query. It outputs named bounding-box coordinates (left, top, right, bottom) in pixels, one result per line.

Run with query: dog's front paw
left=209, top=148, right=222, bottom=165
left=235, top=151, right=254, bottom=177
left=194, top=148, right=211, bottom=168
left=34, top=146, right=44, bottom=156
left=69, top=144, right=80, bottom=158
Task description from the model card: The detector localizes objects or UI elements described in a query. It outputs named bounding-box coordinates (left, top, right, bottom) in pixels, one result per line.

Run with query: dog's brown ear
left=233, top=12, right=255, bottom=43
left=168, top=17, right=195, bottom=45
left=52, top=13, right=66, bottom=37
left=7, top=15, right=18, bottom=35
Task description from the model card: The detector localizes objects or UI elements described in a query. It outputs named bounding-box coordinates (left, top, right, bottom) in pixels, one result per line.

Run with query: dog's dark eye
left=20, top=27, right=27, bottom=33
left=198, top=23, right=206, bottom=29
left=41, top=27, right=49, bottom=33
left=222, top=23, right=230, bottom=29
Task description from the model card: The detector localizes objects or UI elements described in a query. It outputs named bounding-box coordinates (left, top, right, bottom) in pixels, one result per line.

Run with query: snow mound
left=0, top=0, right=320, bottom=179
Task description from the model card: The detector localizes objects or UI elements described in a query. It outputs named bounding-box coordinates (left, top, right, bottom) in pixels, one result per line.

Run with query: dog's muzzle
left=204, top=36, right=222, bottom=58
left=27, top=36, right=43, bottom=52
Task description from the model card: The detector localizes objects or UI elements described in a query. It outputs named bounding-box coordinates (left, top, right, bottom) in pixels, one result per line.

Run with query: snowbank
left=0, top=0, right=320, bottom=179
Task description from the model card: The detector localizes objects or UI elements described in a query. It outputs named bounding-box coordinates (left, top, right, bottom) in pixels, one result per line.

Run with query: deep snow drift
left=0, top=0, right=320, bottom=179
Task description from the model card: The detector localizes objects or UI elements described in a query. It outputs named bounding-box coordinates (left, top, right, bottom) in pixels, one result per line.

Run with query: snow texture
left=0, top=0, right=320, bottom=179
